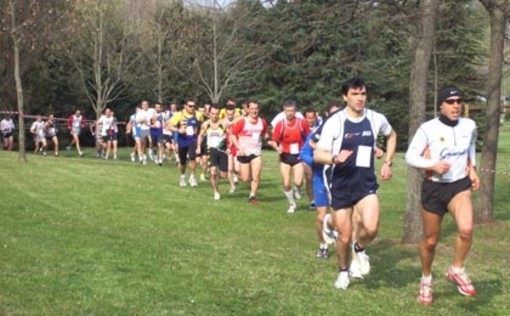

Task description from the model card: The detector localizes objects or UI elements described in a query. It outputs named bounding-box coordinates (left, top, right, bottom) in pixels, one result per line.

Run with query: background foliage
left=0, top=0, right=493, bottom=148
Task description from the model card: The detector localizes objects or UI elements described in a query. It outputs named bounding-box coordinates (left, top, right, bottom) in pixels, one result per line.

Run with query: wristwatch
left=384, top=160, right=393, bottom=167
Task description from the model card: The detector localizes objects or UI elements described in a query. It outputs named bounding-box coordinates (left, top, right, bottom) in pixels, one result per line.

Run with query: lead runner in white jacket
left=405, top=86, right=480, bottom=304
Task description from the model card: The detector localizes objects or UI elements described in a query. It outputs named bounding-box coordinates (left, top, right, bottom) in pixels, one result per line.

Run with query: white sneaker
left=322, top=213, right=335, bottom=245
left=349, top=259, right=364, bottom=279
left=352, top=241, right=371, bottom=276
left=287, top=202, right=296, bottom=214
left=229, top=186, right=236, bottom=194
left=214, top=192, right=221, bottom=200
left=179, top=175, right=187, bottom=187
left=294, top=188, right=302, bottom=200
left=233, top=174, right=239, bottom=184
left=200, top=174, right=206, bottom=182
left=189, top=176, right=198, bottom=187
left=334, top=271, right=350, bottom=290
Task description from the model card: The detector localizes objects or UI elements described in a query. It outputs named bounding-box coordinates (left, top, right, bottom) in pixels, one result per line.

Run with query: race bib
left=186, top=126, right=194, bottom=136
left=356, top=145, right=371, bottom=168
left=290, top=143, right=299, bottom=155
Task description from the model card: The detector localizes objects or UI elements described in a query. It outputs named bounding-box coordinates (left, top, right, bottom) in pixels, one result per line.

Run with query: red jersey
left=271, top=117, right=310, bottom=154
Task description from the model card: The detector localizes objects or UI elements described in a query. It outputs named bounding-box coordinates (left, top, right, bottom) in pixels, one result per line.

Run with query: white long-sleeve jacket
left=405, top=117, right=477, bottom=183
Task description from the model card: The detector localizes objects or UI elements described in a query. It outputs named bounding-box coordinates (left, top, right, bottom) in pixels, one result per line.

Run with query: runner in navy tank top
left=315, top=78, right=397, bottom=290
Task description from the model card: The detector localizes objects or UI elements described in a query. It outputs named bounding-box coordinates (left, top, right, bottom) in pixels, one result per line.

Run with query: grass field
left=1, top=128, right=510, bottom=315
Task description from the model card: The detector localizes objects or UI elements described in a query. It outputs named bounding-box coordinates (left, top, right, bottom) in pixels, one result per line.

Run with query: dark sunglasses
left=444, top=98, right=463, bottom=105
left=187, top=104, right=195, bottom=108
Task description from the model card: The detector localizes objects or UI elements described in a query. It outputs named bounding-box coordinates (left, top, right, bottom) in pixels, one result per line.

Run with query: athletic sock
left=320, top=243, right=328, bottom=249
left=354, top=241, right=365, bottom=253
left=421, top=274, right=432, bottom=282
left=283, top=190, right=295, bottom=204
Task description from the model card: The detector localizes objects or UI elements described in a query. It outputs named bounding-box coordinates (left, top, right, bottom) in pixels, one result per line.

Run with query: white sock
left=284, top=190, right=294, bottom=204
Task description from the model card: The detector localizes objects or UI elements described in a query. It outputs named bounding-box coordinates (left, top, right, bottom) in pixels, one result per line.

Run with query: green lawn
left=1, top=129, right=510, bottom=315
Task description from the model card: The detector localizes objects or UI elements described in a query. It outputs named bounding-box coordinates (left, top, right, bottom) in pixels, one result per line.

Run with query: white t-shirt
left=137, top=108, right=155, bottom=130
left=31, top=121, right=46, bottom=138
left=98, top=115, right=114, bottom=136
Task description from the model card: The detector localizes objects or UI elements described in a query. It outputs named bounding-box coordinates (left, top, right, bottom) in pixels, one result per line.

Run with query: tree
left=475, top=0, right=509, bottom=223
left=61, top=0, right=137, bottom=118
left=402, top=0, right=440, bottom=244
left=0, top=0, right=58, bottom=161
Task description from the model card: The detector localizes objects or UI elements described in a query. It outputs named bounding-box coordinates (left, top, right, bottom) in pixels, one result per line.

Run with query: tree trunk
left=9, top=0, right=27, bottom=162
left=475, top=0, right=507, bottom=223
left=402, top=0, right=439, bottom=244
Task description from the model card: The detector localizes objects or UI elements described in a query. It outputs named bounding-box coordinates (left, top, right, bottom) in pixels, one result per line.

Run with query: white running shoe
left=334, top=271, right=350, bottom=290
left=349, top=259, right=364, bottom=279
left=294, top=188, right=302, bottom=200
left=287, top=202, right=296, bottom=214
left=322, top=214, right=335, bottom=245
left=189, top=176, right=198, bottom=187
left=229, top=186, right=236, bottom=194
left=233, top=174, right=239, bottom=184
left=214, top=192, right=221, bottom=200
left=351, top=241, right=371, bottom=276
left=179, top=175, right=187, bottom=187
left=200, top=174, right=206, bottom=182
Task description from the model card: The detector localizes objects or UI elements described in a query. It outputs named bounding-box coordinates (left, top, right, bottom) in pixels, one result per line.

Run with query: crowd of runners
left=0, top=78, right=480, bottom=304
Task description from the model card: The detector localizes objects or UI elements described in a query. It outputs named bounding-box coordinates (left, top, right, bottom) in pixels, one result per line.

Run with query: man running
left=30, top=115, right=47, bottom=155
left=66, top=109, right=85, bottom=156
left=223, top=104, right=241, bottom=193
left=45, top=114, right=59, bottom=156
left=136, top=100, right=155, bottom=164
left=270, top=99, right=310, bottom=213
left=300, top=103, right=341, bottom=258
left=197, top=105, right=229, bottom=200
left=314, top=78, right=396, bottom=290
left=169, top=98, right=204, bottom=187
left=1, top=114, right=15, bottom=151
left=405, top=86, right=479, bottom=305
left=151, top=103, right=166, bottom=165
left=126, top=105, right=142, bottom=162
left=231, top=100, right=269, bottom=204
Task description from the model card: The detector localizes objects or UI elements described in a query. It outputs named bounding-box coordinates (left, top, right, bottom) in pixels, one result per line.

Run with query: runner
left=30, top=115, right=47, bottom=155
left=314, top=78, right=396, bottom=290
left=150, top=103, right=165, bottom=165
left=66, top=109, right=85, bottom=156
left=126, top=105, right=142, bottom=162
left=135, top=100, right=155, bottom=165
left=1, top=114, right=15, bottom=151
left=169, top=98, right=204, bottom=187
left=197, top=105, right=228, bottom=200
left=300, top=103, right=342, bottom=258
left=223, top=103, right=241, bottom=193
left=97, top=108, right=115, bottom=160
left=270, top=99, right=311, bottom=213
left=405, top=86, right=479, bottom=305
left=231, top=100, right=269, bottom=204
left=44, top=114, right=59, bottom=156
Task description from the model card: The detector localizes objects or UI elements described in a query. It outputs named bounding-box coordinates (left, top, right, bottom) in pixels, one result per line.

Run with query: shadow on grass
left=439, top=278, right=503, bottom=312
left=361, top=239, right=419, bottom=290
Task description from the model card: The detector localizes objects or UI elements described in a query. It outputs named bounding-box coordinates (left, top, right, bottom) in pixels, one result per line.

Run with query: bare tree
left=61, top=0, right=137, bottom=118
left=402, top=0, right=440, bottom=244
left=184, top=4, right=267, bottom=103
left=475, top=0, right=509, bottom=223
